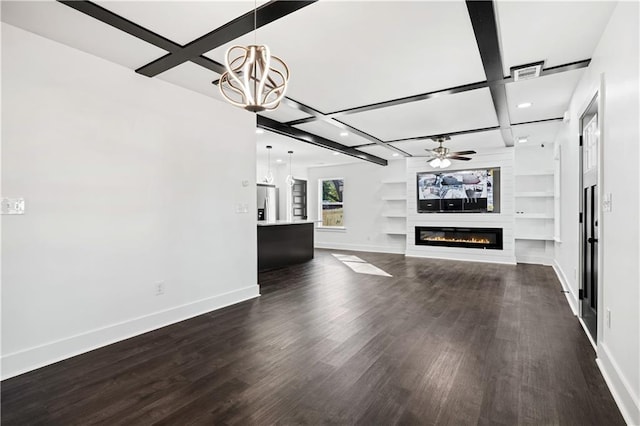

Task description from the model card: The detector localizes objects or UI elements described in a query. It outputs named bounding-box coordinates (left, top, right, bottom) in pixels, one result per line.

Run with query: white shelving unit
left=381, top=181, right=407, bottom=237
left=514, top=152, right=556, bottom=264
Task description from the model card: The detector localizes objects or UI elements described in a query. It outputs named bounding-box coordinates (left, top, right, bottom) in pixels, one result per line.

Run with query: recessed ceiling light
left=276, top=158, right=283, bottom=162
left=333, top=152, right=340, bottom=156
left=340, top=131, right=349, bottom=137
left=518, top=137, right=528, bottom=143
left=517, top=102, right=532, bottom=109
left=392, top=153, right=400, bottom=157
left=256, top=129, right=264, bottom=134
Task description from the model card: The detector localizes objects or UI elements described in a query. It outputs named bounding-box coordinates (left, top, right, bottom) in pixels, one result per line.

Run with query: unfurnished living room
left=1, top=0, right=639, bottom=425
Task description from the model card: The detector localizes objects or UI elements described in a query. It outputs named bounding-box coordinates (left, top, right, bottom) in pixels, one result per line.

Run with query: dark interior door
left=580, top=95, right=599, bottom=342
left=292, top=179, right=307, bottom=220
left=582, top=185, right=598, bottom=339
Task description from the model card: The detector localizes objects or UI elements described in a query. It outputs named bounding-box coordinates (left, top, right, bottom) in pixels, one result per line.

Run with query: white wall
left=554, top=3, right=639, bottom=423
left=1, top=24, right=259, bottom=379
left=406, top=148, right=516, bottom=264
left=308, top=159, right=406, bottom=254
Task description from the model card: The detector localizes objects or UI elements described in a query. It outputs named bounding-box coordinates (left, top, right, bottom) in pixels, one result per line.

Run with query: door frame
left=577, top=76, right=606, bottom=349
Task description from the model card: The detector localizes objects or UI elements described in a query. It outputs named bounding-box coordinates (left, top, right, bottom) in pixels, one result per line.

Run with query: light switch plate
left=602, top=193, right=612, bottom=212
left=1, top=198, right=25, bottom=215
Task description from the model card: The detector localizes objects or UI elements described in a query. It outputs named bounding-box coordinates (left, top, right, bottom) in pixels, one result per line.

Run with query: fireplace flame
left=423, top=236, right=491, bottom=244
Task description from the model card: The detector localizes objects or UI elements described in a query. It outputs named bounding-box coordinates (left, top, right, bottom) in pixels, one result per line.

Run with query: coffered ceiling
left=1, top=0, right=617, bottom=169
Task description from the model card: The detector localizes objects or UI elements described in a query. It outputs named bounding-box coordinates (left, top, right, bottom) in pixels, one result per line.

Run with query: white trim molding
left=315, top=242, right=405, bottom=255
left=1, top=285, right=260, bottom=380
left=553, top=259, right=579, bottom=316
left=597, top=343, right=640, bottom=426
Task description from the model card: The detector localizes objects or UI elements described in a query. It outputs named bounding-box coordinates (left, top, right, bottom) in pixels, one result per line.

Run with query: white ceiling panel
left=205, top=1, right=486, bottom=112
left=497, top=1, right=616, bottom=76
left=358, top=145, right=404, bottom=161
left=156, top=61, right=225, bottom=101
left=507, top=69, right=584, bottom=123
left=390, top=129, right=506, bottom=156
left=339, top=88, right=499, bottom=142
left=1, top=1, right=167, bottom=70
left=258, top=103, right=311, bottom=123
left=294, top=120, right=375, bottom=148
left=257, top=131, right=361, bottom=170
left=512, top=121, right=561, bottom=147
left=95, top=1, right=267, bottom=46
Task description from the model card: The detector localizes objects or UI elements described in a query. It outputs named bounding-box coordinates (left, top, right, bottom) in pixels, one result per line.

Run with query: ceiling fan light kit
left=425, top=136, right=476, bottom=169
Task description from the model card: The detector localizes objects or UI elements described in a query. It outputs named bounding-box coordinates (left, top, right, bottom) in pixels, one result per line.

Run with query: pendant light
left=218, top=0, right=290, bottom=112
left=264, top=145, right=274, bottom=184
left=285, top=150, right=295, bottom=187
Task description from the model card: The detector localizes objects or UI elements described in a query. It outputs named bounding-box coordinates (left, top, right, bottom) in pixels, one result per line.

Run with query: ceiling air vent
left=511, top=61, right=544, bottom=82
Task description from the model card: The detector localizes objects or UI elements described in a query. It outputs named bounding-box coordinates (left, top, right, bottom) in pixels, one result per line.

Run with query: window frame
left=318, top=177, right=345, bottom=229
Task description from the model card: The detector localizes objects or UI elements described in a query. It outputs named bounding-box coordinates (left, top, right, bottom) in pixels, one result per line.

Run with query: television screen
left=417, top=168, right=500, bottom=213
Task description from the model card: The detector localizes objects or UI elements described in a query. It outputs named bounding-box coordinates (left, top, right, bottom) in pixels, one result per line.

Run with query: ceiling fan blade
left=449, top=156, right=472, bottom=161
left=450, top=150, right=476, bottom=156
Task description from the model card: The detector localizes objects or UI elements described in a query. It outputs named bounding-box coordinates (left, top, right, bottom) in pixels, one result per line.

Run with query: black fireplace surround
left=415, top=226, right=503, bottom=250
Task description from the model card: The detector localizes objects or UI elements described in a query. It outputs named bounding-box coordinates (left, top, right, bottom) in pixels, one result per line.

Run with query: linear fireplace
left=415, top=226, right=503, bottom=250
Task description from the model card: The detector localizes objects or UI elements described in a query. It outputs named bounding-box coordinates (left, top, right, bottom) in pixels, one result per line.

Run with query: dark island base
left=258, top=222, right=314, bottom=271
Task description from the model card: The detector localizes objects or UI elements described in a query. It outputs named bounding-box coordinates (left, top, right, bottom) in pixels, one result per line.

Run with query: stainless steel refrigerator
left=257, top=183, right=278, bottom=221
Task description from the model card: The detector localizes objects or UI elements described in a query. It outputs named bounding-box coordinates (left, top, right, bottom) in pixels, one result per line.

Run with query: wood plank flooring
left=1, top=250, right=625, bottom=425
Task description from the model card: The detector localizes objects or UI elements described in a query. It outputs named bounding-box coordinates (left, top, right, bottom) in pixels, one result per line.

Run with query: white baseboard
left=597, top=343, right=640, bottom=426
left=515, top=255, right=553, bottom=266
left=552, top=260, right=579, bottom=316
left=404, top=252, right=517, bottom=265
left=315, top=242, right=405, bottom=255
left=1, top=285, right=260, bottom=380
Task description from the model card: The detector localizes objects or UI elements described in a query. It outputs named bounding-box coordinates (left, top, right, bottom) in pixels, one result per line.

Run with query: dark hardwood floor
left=1, top=250, right=624, bottom=425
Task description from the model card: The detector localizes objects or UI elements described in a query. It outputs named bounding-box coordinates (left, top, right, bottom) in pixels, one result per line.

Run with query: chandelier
left=218, top=3, right=290, bottom=112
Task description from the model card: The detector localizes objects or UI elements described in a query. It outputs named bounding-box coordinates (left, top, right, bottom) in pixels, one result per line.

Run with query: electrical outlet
left=606, top=308, right=611, bottom=328
left=155, top=281, right=165, bottom=296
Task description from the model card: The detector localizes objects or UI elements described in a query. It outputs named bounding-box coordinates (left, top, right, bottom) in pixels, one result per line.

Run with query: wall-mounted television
left=417, top=168, right=500, bottom=213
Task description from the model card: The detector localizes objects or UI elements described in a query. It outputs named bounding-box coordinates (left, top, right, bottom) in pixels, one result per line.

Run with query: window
left=319, top=178, right=344, bottom=227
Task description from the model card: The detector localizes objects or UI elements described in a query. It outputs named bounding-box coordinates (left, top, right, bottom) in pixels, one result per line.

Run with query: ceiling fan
left=425, top=136, right=476, bottom=168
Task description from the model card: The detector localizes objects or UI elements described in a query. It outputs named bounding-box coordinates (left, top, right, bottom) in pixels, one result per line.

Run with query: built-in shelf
left=383, top=229, right=407, bottom=235
left=515, top=234, right=555, bottom=241
left=516, top=213, right=554, bottom=219
left=382, top=212, right=406, bottom=218
left=515, top=171, right=554, bottom=177
left=381, top=180, right=405, bottom=184
left=515, top=192, right=554, bottom=198
left=381, top=195, right=407, bottom=201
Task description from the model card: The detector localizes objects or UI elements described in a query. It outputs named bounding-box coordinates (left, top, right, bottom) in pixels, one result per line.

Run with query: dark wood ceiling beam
left=270, top=97, right=412, bottom=158
left=257, top=116, right=388, bottom=166
left=351, top=116, right=565, bottom=149
left=286, top=81, right=490, bottom=126
left=58, top=1, right=228, bottom=74
left=511, top=117, right=564, bottom=126
left=386, top=125, right=502, bottom=145
left=135, top=1, right=316, bottom=77
left=284, top=59, right=590, bottom=127
left=465, top=0, right=513, bottom=147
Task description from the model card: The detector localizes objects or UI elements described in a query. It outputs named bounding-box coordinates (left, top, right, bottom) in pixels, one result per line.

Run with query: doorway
left=292, top=179, right=307, bottom=220
left=579, top=94, right=600, bottom=342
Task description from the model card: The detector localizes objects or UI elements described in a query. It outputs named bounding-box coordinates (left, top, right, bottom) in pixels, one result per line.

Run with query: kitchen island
left=257, top=220, right=314, bottom=271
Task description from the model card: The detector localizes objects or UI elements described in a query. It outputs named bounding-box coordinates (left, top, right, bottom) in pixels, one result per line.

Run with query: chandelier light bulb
left=285, top=150, right=295, bottom=187
left=264, top=145, right=274, bottom=184
left=219, top=45, right=289, bottom=112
